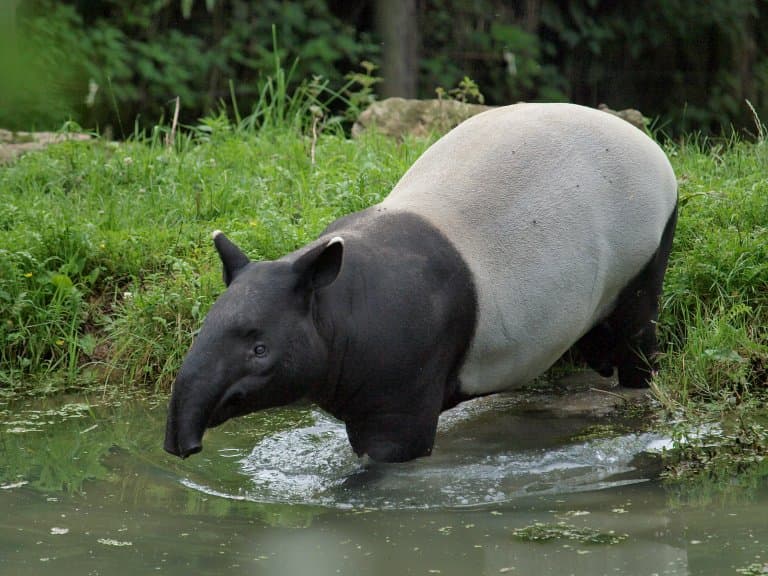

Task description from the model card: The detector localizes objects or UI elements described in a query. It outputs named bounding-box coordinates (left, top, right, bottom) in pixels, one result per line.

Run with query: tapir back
left=380, top=103, right=678, bottom=395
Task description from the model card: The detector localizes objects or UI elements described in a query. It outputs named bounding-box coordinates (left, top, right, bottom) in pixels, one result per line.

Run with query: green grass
left=1, top=94, right=767, bottom=422
left=653, top=138, right=768, bottom=411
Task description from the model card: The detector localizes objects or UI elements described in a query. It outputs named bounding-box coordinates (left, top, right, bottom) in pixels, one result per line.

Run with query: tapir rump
left=164, top=103, right=677, bottom=463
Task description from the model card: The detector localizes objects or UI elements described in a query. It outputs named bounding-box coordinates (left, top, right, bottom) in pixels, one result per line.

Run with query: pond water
left=2, top=386, right=767, bottom=576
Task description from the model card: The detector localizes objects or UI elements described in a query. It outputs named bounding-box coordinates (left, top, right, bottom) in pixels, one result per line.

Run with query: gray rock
left=598, top=104, right=648, bottom=130
left=352, top=97, right=493, bottom=139
left=353, top=98, right=649, bottom=139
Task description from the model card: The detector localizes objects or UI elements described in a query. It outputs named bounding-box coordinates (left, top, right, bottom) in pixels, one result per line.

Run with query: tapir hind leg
left=606, top=205, right=678, bottom=388
left=573, top=321, right=617, bottom=377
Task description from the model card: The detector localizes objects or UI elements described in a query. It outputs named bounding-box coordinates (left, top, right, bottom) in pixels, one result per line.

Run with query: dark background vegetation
left=1, top=0, right=766, bottom=136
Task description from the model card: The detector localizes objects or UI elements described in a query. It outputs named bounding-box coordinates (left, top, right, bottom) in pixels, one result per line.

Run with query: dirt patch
left=519, top=371, right=653, bottom=419
left=0, top=129, right=92, bottom=163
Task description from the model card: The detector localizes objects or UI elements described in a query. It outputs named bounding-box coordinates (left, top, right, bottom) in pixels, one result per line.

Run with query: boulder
left=352, top=97, right=492, bottom=139
left=353, top=98, right=648, bottom=139
left=598, top=104, right=648, bottom=130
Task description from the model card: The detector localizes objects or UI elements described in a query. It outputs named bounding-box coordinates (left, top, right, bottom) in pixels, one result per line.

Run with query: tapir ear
left=212, top=230, right=250, bottom=286
left=292, top=236, right=344, bottom=291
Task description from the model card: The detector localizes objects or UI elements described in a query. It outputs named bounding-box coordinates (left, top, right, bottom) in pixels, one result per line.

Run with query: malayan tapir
left=164, top=103, right=678, bottom=463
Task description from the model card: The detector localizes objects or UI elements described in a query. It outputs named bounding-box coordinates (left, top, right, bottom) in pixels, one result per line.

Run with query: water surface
left=1, top=388, right=767, bottom=575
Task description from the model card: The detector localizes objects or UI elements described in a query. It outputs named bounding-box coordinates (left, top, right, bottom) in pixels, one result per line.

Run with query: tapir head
left=163, top=231, right=343, bottom=458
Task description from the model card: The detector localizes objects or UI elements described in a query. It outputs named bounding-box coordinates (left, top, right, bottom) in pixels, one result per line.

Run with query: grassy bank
left=0, top=116, right=429, bottom=394
left=656, top=136, right=768, bottom=407
left=1, top=108, right=766, bottom=419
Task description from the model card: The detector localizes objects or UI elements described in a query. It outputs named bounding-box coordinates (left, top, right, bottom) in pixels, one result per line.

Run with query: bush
left=5, top=0, right=378, bottom=131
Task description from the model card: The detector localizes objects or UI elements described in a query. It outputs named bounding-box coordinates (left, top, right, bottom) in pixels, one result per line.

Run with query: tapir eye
left=254, top=344, right=268, bottom=357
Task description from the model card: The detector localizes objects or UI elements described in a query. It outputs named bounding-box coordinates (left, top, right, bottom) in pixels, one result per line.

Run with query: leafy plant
left=435, top=76, right=486, bottom=104
left=341, top=61, right=382, bottom=121
left=0, top=226, right=101, bottom=389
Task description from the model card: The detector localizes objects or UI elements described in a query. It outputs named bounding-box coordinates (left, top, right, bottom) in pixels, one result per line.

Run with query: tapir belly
left=445, top=200, right=658, bottom=395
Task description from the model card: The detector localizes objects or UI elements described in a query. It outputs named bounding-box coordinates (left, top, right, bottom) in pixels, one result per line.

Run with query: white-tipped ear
left=293, top=236, right=345, bottom=291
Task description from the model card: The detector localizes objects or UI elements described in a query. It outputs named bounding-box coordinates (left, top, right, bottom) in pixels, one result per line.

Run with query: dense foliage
left=3, top=0, right=377, bottom=131
left=3, top=0, right=766, bottom=134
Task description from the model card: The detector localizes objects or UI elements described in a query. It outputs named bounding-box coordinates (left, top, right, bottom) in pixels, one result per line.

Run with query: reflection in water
left=1, top=392, right=768, bottom=575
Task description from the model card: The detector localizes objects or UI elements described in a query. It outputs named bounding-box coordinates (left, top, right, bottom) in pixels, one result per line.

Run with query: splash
left=239, top=412, right=362, bottom=505
left=182, top=400, right=668, bottom=510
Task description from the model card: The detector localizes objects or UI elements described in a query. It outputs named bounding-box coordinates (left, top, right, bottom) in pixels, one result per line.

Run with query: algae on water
left=512, top=521, right=628, bottom=545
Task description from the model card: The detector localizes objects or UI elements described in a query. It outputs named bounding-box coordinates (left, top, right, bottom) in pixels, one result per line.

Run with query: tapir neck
left=305, top=206, right=478, bottom=423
